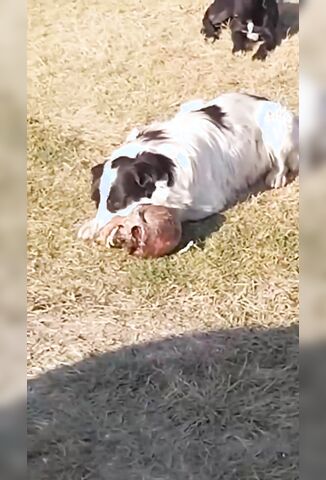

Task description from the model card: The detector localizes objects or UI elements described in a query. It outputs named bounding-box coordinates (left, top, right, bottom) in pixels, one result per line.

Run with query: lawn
left=28, top=0, right=299, bottom=478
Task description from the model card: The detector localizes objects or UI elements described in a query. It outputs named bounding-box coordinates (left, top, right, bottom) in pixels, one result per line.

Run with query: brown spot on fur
left=245, top=93, right=269, bottom=101
left=199, top=105, right=228, bottom=129
left=138, top=129, right=168, bottom=142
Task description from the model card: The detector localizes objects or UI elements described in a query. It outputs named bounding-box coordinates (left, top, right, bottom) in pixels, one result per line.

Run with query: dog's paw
left=77, top=218, right=100, bottom=241
left=202, top=35, right=219, bottom=43
left=252, top=49, right=267, bottom=61
left=233, top=48, right=246, bottom=57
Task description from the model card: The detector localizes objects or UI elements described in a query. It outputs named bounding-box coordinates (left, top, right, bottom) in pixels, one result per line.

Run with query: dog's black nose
left=107, top=198, right=119, bottom=213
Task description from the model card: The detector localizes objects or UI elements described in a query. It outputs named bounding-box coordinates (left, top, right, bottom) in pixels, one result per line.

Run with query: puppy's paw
left=202, top=35, right=218, bottom=43
left=252, top=49, right=267, bottom=61
left=77, top=218, right=100, bottom=241
left=232, top=48, right=246, bottom=57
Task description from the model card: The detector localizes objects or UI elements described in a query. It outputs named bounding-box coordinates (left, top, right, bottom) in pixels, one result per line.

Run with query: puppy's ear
left=90, top=162, right=105, bottom=208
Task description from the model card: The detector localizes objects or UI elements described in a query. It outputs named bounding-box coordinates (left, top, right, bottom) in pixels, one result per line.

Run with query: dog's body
left=78, top=92, right=298, bottom=241
left=201, top=0, right=279, bottom=60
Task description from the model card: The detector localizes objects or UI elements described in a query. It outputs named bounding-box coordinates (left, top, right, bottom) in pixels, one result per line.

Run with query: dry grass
left=28, top=327, right=299, bottom=480
left=28, top=0, right=299, bottom=478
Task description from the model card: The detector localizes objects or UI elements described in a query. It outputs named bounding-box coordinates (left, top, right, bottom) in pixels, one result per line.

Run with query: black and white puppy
left=78, top=92, right=298, bottom=241
left=201, top=0, right=279, bottom=61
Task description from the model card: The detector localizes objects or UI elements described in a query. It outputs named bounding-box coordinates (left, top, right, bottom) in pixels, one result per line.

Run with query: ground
left=28, top=0, right=299, bottom=478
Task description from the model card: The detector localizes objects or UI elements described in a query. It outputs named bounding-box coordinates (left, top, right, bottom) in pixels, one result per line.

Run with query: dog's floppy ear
left=134, top=159, right=157, bottom=187
left=90, top=162, right=105, bottom=208
left=136, top=170, right=153, bottom=188
left=134, top=166, right=157, bottom=199
left=111, top=156, right=132, bottom=169
left=91, top=162, right=105, bottom=180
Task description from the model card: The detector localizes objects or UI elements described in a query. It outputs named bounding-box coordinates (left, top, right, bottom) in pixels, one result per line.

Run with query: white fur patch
left=179, top=99, right=206, bottom=114
left=246, top=20, right=259, bottom=41
left=247, top=20, right=254, bottom=34
left=95, top=161, right=118, bottom=229
left=111, top=142, right=144, bottom=161
left=125, top=127, right=140, bottom=142
left=256, top=101, right=293, bottom=157
left=247, top=32, right=259, bottom=41
left=176, top=151, right=191, bottom=170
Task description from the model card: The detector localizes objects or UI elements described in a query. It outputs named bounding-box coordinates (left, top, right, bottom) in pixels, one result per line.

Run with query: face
left=90, top=152, right=174, bottom=229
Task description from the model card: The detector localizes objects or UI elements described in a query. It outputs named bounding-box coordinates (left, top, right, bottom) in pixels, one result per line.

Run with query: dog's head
left=106, top=155, right=156, bottom=212
left=90, top=151, right=175, bottom=215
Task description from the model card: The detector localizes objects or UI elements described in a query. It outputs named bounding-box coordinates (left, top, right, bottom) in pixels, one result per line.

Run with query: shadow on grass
left=180, top=213, right=226, bottom=251
left=177, top=177, right=271, bottom=252
left=180, top=162, right=299, bottom=252
left=177, top=173, right=290, bottom=252
left=28, top=325, right=299, bottom=480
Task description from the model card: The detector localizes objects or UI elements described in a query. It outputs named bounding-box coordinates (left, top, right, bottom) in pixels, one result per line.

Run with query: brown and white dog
left=78, top=92, right=299, bottom=242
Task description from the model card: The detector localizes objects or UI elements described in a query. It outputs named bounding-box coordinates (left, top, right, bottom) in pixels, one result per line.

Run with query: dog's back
left=201, top=0, right=235, bottom=40
left=218, top=92, right=298, bottom=178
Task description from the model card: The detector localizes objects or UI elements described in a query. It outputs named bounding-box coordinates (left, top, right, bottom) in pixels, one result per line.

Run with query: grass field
left=28, top=0, right=299, bottom=478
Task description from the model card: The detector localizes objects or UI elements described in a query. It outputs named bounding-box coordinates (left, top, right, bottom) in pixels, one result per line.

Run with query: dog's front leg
left=230, top=18, right=248, bottom=56
left=77, top=217, right=102, bottom=241
left=77, top=207, right=117, bottom=241
left=252, top=25, right=277, bottom=61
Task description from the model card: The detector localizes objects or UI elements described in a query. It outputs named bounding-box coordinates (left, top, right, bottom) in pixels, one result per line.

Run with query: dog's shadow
left=278, top=1, right=300, bottom=41
left=180, top=212, right=226, bottom=251
left=178, top=180, right=266, bottom=252
left=177, top=171, right=297, bottom=252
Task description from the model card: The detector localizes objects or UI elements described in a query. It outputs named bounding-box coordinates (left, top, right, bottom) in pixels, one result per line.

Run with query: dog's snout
left=107, top=198, right=119, bottom=213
